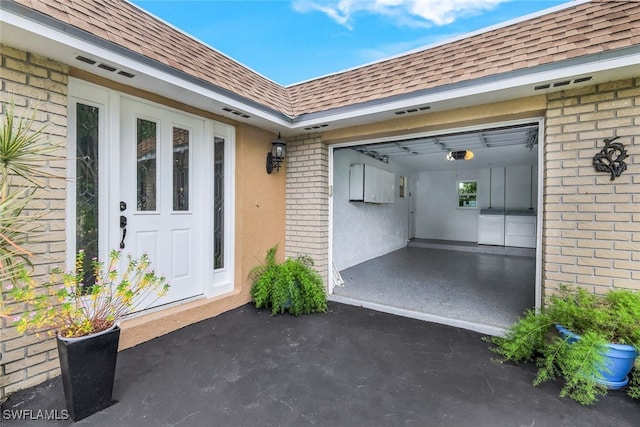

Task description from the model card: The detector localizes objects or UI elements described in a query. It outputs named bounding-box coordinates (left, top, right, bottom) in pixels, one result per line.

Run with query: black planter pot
left=56, top=325, right=120, bottom=421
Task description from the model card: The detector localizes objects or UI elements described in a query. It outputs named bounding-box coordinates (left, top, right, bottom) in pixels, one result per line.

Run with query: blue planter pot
left=556, top=325, right=639, bottom=389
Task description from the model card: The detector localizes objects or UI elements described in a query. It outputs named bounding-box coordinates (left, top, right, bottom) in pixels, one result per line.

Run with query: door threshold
left=328, top=294, right=506, bottom=337
left=127, top=294, right=206, bottom=319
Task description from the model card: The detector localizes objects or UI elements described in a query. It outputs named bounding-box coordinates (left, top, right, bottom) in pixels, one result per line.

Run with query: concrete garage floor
left=2, top=303, right=637, bottom=427
left=333, top=242, right=536, bottom=335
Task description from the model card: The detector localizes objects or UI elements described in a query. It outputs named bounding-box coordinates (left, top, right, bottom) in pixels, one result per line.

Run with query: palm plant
left=0, top=100, right=61, bottom=283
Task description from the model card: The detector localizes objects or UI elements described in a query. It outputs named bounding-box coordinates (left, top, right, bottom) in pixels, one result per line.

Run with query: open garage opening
left=329, top=119, right=543, bottom=336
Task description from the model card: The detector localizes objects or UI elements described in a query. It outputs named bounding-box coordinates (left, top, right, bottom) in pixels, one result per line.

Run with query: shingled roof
left=9, top=0, right=640, bottom=119
left=11, top=0, right=294, bottom=114
left=288, top=0, right=640, bottom=117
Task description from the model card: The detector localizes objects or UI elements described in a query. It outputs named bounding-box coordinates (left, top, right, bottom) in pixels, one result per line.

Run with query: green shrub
left=487, top=285, right=640, bottom=405
left=250, top=246, right=327, bottom=315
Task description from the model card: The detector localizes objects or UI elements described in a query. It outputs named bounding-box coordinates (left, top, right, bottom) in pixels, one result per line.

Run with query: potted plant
left=487, top=285, right=640, bottom=405
left=0, top=100, right=170, bottom=420
left=2, top=250, right=169, bottom=420
left=250, top=246, right=328, bottom=315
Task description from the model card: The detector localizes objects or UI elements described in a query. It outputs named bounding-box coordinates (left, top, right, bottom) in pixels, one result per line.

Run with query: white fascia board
left=292, top=48, right=640, bottom=129
left=2, top=9, right=292, bottom=127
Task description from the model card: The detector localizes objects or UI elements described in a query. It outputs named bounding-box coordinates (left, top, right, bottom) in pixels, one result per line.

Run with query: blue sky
left=130, top=0, right=570, bottom=86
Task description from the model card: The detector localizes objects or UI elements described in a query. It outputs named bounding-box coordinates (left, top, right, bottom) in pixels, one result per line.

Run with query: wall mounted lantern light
left=446, top=150, right=474, bottom=161
left=266, top=133, right=286, bottom=174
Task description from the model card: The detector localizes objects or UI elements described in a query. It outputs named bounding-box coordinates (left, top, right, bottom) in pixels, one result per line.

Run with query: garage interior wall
left=333, top=149, right=411, bottom=270
left=415, top=164, right=538, bottom=242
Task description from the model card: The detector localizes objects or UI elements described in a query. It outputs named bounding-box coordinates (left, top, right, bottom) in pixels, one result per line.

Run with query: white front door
left=119, top=98, right=205, bottom=306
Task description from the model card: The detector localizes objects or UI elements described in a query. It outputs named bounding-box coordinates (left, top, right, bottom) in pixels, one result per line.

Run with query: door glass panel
left=173, top=127, right=189, bottom=211
left=76, top=103, right=99, bottom=286
left=214, top=137, right=225, bottom=269
left=137, top=118, right=157, bottom=211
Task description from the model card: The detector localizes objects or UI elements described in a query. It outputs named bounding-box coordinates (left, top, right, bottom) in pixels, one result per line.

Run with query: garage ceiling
left=350, top=123, right=539, bottom=172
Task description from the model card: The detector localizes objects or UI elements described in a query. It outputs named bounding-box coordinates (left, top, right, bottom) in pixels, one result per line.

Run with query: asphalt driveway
left=1, top=302, right=637, bottom=426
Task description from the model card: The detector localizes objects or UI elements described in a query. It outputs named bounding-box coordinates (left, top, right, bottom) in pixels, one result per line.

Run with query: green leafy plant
left=487, top=285, right=640, bottom=405
left=250, top=246, right=328, bottom=315
left=1, top=249, right=170, bottom=338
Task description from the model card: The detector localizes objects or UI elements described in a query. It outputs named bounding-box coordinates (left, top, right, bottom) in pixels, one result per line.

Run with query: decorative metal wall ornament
left=593, top=136, right=628, bottom=181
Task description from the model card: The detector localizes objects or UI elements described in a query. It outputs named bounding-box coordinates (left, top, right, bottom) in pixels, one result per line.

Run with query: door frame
left=327, top=116, right=545, bottom=327
left=67, top=78, right=236, bottom=305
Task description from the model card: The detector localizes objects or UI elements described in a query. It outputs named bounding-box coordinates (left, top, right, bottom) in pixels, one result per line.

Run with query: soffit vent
left=222, top=107, right=250, bottom=119
left=76, top=55, right=96, bottom=65
left=97, top=63, right=117, bottom=72
left=75, top=55, right=135, bottom=78
left=394, top=106, right=431, bottom=115
left=303, top=124, right=329, bottom=131
left=534, top=76, right=592, bottom=91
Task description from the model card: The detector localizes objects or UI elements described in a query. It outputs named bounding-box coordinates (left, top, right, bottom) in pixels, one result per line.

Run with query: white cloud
left=293, top=0, right=509, bottom=28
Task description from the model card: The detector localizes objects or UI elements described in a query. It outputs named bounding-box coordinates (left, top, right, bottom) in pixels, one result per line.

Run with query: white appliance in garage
left=505, top=211, right=537, bottom=248
left=478, top=209, right=537, bottom=248
left=478, top=209, right=505, bottom=246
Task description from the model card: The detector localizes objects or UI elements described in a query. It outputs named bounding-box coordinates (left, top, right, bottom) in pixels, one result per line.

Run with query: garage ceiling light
left=446, top=150, right=474, bottom=161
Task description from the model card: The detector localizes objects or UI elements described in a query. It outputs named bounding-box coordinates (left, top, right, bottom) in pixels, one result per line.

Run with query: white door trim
left=67, top=78, right=114, bottom=268
left=67, top=78, right=236, bottom=305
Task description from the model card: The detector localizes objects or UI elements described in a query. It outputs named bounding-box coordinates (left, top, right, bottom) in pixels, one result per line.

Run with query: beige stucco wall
left=0, top=45, right=286, bottom=399
left=542, top=78, right=640, bottom=297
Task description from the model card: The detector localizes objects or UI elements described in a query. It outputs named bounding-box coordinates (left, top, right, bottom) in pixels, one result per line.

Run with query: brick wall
left=285, top=134, right=330, bottom=285
left=543, top=78, right=640, bottom=297
left=0, top=45, right=68, bottom=400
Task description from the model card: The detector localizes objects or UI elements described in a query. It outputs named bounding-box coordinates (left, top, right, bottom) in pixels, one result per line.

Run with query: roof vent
left=118, top=71, right=135, bottom=79
left=222, top=107, right=250, bottom=119
left=303, top=124, right=329, bottom=131
left=75, top=55, right=96, bottom=65
left=75, top=56, right=136, bottom=78
left=98, top=63, right=117, bottom=72
left=534, top=76, right=592, bottom=91
left=573, top=76, right=593, bottom=84
left=394, top=106, right=430, bottom=115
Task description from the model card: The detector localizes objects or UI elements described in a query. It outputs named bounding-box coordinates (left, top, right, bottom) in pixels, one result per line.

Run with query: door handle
left=119, top=215, right=127, bottom=249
